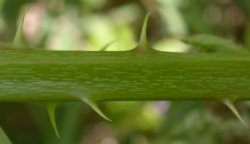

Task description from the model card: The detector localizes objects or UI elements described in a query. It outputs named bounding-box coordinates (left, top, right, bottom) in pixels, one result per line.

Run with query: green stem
left=0, top=50, right=250, bottom=102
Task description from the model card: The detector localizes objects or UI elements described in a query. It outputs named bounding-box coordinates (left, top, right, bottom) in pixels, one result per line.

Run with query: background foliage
left=1, top=0, right=250, bottom=144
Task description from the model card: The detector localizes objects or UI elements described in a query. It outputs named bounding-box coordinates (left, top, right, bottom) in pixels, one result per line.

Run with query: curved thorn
left=139, top=12, right=151, bottom=49
left=134, top=12, right=152, bottom=51
left=222, top=99, right=248, bottom=127
left=46, top=103, right=60, bottom=138
left=13, top=9, right=26, bottom=47
left=82, top=97, right=112, bottom=122
left=100, top=39, right=118, bottom=51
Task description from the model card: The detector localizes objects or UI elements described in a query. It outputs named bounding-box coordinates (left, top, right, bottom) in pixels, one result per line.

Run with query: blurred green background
left=1, top=0, right=250, bottom=144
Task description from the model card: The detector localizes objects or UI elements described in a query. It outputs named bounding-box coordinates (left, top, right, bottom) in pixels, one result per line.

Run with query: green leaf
left=183, top=34, right=243, bottom=52
left=46, top=103, right=60, bottom=138
left=222, top=99, right=248, bottom=127
left=0, top=126, right=12, bottom=144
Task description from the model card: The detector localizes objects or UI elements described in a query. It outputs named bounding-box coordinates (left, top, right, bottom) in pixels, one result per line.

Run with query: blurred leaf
left=157, top=0, right=188, bottom=37
left=234, top=0, right=250, bottom=17
left=163, top=101, right=201, bottom=130
left=181, top=0, right=213, bottom=33
left=183, top=34, right=243, bottom=52
left=2, top=0, right=31, bottom=35
left=60, top=103, right=83, bottom=144
left=244, top=23, right=250, bottom=49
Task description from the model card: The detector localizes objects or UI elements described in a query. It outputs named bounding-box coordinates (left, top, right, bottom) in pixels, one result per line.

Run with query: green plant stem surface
left=0, top=50, right=250, bottom=102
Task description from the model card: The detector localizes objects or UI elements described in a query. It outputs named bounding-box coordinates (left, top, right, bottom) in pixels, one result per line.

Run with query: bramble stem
left=0, top=50, right=250, bottom=102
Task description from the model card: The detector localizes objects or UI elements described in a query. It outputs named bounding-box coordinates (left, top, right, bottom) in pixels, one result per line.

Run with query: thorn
left=13, top=9, right=26, bottom=47
left=222, top=99, right=248, bottom=127
left=82, top=97, right=112, bottom=122
left=133, top=12, right=153, bottom=52
left=138, top=12, right=150, bottom=49
left=100, top=39, right=117, bottom=51
left=46, top=103, right=60, bottom=138
left=0, top=126, right=12, bottom=144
